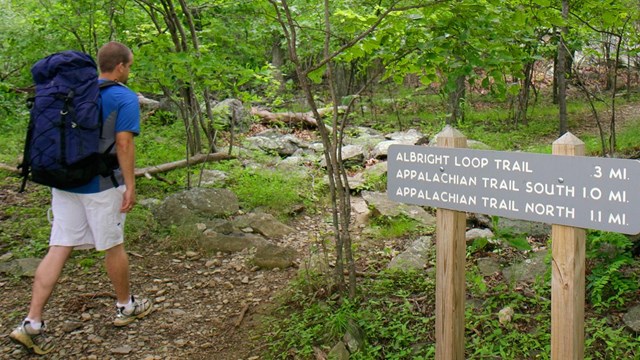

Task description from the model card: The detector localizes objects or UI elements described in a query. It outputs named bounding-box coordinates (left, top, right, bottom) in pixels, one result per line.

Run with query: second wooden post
left=551, top=132, right=586, bottom=360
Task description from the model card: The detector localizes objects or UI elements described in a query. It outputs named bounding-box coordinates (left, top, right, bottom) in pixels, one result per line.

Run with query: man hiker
left=9, top=41, right=152, bottom=355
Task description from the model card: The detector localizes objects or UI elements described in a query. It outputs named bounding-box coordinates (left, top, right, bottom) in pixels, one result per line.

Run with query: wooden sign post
left=435, top=126, right=467, bottom=360
left=551, top=133, right=586, bottom=359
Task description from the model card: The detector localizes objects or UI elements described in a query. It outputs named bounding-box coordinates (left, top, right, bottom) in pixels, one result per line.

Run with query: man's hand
left=120, top=186, right=136, bottom=213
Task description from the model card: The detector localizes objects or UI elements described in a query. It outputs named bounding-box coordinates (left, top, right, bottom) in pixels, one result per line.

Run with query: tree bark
left=446, top=75, right=466, bottom=124
left=557, top=0, right=569, bottom=136
left=515, top=61, right=535, bottom=126
left=271, top=34, right=287, bottom=93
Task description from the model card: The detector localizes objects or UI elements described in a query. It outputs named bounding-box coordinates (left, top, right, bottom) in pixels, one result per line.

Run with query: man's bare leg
left=27, top=246, right=73, bottom=322
left=105, top=244, right=130, bottom=304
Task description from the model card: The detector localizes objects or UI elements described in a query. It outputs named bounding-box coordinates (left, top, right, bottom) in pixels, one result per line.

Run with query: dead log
left=250, top=107, right=318, bottom=127
left=137, top=93, right=161, bottom=109
left=134, top=152, right=232, bottom=177
left=250, top=106, right=347, bottom=128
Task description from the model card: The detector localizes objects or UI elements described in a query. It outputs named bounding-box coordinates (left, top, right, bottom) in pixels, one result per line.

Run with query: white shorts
left=49, top=186, right=126, bottom=251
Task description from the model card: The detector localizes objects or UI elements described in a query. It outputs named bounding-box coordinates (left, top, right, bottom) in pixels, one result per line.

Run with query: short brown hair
left=97, top=41, right=132, bottom=73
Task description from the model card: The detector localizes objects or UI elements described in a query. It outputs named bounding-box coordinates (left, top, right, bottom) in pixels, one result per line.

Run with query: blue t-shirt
left=65, top=80, right=140, bottom=194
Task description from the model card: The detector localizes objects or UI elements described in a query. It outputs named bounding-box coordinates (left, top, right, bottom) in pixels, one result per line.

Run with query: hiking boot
left=9, top=321, right=55, bottom=355
left=113, top=296, right=153, bottom=327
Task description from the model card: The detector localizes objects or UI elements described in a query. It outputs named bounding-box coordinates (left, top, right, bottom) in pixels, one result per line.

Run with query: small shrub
left=369, top=214, right=425, bottom=240
left=353, top=170, right=387, bottom=193
left=491, top=216, right=532, bottom=251
left=585, top=317, right=640, bottom=360
left=586, top=231, right=638, bottom=310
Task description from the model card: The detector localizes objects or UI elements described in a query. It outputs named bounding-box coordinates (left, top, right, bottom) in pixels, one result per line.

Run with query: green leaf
left=505, top=236, right=532, bottom=251
left=532, top=0, right=551, bottom=6
left=307, top=66, right=325, bottom=84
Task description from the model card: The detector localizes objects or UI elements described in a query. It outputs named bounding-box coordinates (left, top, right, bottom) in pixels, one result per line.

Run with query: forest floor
left=1, top=103, right=639, bottom=359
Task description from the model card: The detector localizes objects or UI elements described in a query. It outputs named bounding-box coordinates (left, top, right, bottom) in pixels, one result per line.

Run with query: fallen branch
left=144, top=172, right=176, bottom=185
left=234, top=304, right=250, bottom=327
left=250, top=106, right=347, bottom=128
left=135, top=152, right=232, bottom=177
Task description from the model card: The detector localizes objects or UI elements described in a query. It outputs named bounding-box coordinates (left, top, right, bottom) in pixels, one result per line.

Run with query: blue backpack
left=19, top=51, right=119, bottom=191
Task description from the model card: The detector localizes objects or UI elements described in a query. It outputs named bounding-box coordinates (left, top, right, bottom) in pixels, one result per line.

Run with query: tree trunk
left=515, top=61, right=535, bottom=126
left=333, top=63, right=350, bottom=100
left=271, top=34, right=287, bottom=93
left=626, top=46, right=632, bottom=101
left=609, top=33, right=625, bottom=155
left=446, top=75, right=466, bottom=125
left=557, top=0, right=569, bottom=136
left=604, top=34, right=614, bottom=91
left=553, top=47, right=559, bottom=104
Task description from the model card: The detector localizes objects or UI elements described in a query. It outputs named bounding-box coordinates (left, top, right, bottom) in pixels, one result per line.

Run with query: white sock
left=24, top=318, right=42, bottom=331
left=116, top=296, right=134, bottom=313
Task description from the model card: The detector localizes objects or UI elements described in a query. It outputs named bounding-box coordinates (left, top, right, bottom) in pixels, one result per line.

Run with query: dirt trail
left=0, top=211, right=323, bottom=359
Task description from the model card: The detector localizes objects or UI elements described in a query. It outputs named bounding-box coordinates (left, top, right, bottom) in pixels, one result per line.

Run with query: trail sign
left=387, top=145, right=640, bottom=234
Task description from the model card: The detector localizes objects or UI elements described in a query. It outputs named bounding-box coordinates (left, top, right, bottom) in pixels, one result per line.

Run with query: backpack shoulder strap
left=99, top=79, right=121, bottom=89
left=98, top=79, right=124, bottom=189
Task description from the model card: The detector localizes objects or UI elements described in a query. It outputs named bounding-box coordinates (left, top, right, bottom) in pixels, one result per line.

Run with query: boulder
left=0, top=258, right=41, bottom=277
left=343, top=319, right=365, bottom=353
left=198, top=170, right=228, bottom=187
left=388, top=236, right=433, bottom=271
left=233, top=213, right=295, bottom=239
left=211, top=98, right=250, bottom=132
left=251, top=244, right=297, bottom=269
left=502, top=250, right=548, bottom=284
left=623, top=305, right=640, bottom=332
left=362, top=191, right=436, bottom=226
left=476, top=257, right=501, bottom=276
left=328, top=341, right=350, bottom=360
left=466, top=228, right=494, bottom=242
left=246, top=129, right=306, bottom=156
left=154, top=188, right=239, bottom=226
left=320, top=145, right=365, bottom=167
left=199, top=232, right=268, bottom=253
left=386, top=129, right=426, bottom=143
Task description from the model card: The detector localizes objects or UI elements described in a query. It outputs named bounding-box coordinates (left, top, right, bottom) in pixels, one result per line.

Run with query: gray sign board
left=387, top=145, right=640, bottom=234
